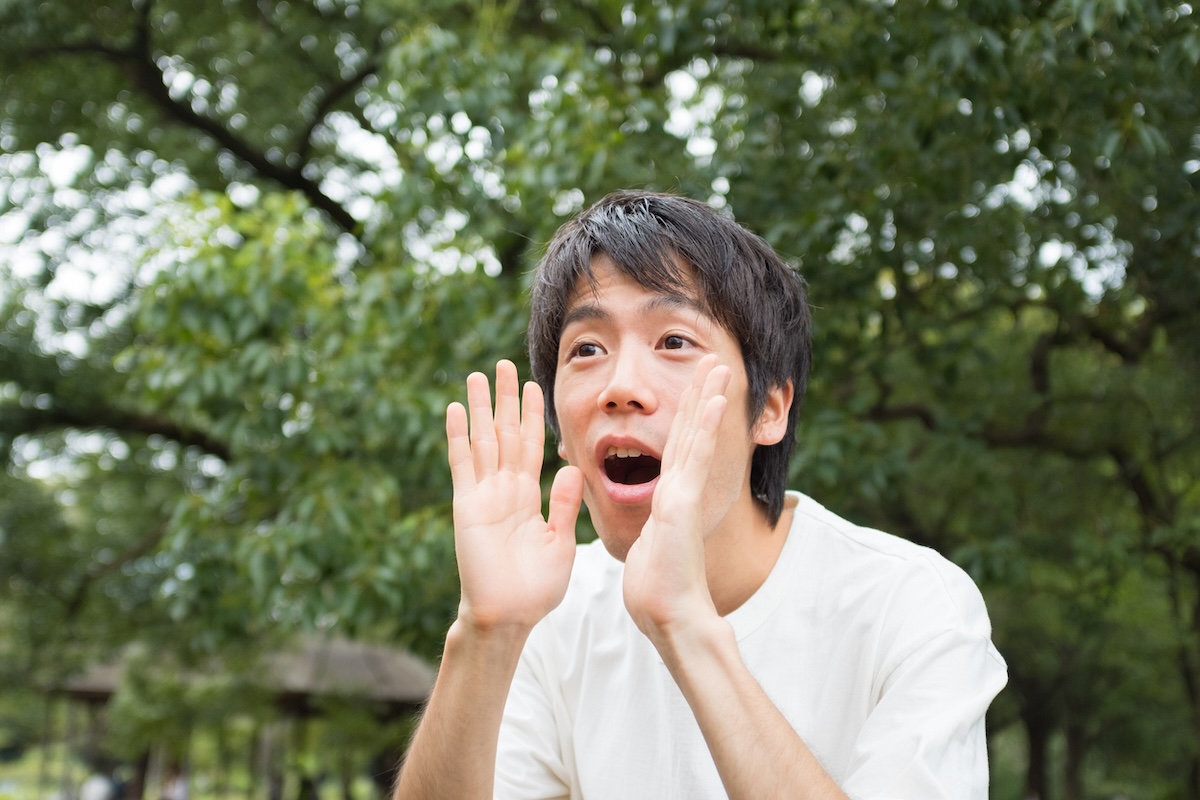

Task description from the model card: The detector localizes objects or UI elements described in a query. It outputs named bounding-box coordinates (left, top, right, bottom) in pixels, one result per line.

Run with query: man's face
left=553, top=254, right=784, bottom=560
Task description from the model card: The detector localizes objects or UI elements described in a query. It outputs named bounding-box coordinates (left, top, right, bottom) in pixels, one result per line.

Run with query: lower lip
left=602, top=474, right=659, bottom=505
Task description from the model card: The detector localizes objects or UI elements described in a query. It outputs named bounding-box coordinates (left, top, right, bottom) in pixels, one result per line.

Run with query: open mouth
left=603, top=448, right=662, bottom=485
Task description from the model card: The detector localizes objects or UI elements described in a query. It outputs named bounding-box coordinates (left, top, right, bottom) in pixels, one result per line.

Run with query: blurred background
left=0, top=1, right=1196, bottom=799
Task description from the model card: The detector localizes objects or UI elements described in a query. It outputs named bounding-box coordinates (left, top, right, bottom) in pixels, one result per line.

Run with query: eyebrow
left=561, top=292, right=708, bottom=331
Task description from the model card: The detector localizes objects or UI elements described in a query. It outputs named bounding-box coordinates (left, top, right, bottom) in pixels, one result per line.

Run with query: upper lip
left=594, top=435, right=662, bottom=466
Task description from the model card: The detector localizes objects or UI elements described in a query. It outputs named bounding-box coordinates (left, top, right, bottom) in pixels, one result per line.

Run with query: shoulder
left=784, top=492, right=1006, bottom=691
left=787, top=491, right=993, bottom=638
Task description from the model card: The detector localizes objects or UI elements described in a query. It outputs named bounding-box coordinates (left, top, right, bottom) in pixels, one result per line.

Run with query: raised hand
left=446, top=359, right=583, bottom=631
left=623, top=354, right=731, bottom=644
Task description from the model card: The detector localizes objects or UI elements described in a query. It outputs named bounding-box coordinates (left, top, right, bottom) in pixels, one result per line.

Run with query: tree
left=2, top=1, right=1197, bottom=795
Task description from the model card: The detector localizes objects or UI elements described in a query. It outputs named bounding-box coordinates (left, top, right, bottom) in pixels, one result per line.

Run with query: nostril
left=597, top=367, right=653, bottom=411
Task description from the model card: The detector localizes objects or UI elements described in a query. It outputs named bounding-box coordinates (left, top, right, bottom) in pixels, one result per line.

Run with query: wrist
left=647, top=612, right=736, bottom=674
left=451, top=609, right=536, bottom=645
left=455, top=589, right=552, bottom=634
left=441, top=616, right=533, bottom=688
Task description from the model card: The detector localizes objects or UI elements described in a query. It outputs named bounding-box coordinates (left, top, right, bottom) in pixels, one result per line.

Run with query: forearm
left=656, top=618, right=850, bottom=800
left=394, top=618, right=530, bottom=800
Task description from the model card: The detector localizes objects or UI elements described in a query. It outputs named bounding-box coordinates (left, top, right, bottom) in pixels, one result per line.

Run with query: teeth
left=606, top=446, right=645, bottom=458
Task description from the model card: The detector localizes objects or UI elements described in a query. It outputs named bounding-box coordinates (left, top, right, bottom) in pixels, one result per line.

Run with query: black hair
left=528, top=190, right=812, bottom=525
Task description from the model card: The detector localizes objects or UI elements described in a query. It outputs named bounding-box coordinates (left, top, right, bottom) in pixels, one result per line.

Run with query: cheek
left=697, top=450, right=752, bottom=537
left=552, top=393, right=588, bottom=460
left=553, top=375, right=597, bottom=421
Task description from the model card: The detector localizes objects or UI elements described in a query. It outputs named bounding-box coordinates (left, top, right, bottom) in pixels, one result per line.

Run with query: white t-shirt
left=495, top=491, right=1008, bottom=800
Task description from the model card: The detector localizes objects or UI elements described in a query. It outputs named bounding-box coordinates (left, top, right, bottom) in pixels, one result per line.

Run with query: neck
left=704, top=492, right=794, bottom=616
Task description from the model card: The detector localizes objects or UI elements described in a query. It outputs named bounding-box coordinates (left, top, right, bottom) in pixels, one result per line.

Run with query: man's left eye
left=663, top=335, right=687, bottom=350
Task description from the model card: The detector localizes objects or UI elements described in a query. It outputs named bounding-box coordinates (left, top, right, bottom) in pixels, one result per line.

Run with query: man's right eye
left=574, top=343, right=601, bottom=358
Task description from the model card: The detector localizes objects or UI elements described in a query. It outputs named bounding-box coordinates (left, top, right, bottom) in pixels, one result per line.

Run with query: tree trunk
left=62, top=702, right=77, bottom=800
left=1023, top=704, right=1052, bottom=800
left=1063, top=721, right=1087, bottom=800
left=37, top=698, right=54, bottom=800
left=338, top=748, right=353, bottom=800
left=246, top=723, right=260, bottom=800
left=214, top=722, right=228, bottom=800
left=127, top=750, right=150, bottom=800
left=1167, top=562, right=1200, bottom=800
left=1191, top=570, right=1200, bottom=800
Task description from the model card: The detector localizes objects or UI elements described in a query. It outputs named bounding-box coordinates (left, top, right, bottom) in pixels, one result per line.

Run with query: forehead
left=564, top=253, right=703, bottom=314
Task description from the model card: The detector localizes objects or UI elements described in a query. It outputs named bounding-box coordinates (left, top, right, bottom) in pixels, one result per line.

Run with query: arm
left=622, top=357, right=850, bottom=799
left=652, top=618, right=850, bottom=799
left=394, top=360, right=582, bottom=800
left=395, top=620, right=529, bottom=799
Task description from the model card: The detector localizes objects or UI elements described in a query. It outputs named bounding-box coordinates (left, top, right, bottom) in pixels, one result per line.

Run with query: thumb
left=547, top=465, right=584, bottom=540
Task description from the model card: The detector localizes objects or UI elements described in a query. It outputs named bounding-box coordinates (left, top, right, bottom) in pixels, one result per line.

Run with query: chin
left=597, top=531, right=638, bottom=562
left=590, top=508, right=647, bottom=563
left=585, top=494, right=652, bottom=563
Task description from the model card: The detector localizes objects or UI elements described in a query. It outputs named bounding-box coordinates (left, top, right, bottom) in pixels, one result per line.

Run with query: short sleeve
left=840, top=570, right=1008, bottom=799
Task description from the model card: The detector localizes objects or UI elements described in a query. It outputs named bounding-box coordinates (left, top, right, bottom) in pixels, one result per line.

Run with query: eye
left=662, top=335, right=689, bottom=350
left=570, top=342, right=602, bottom=359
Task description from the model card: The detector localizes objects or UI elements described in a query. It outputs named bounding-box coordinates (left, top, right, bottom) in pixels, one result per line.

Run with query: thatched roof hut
left=58, top=635, right=435, bottom=717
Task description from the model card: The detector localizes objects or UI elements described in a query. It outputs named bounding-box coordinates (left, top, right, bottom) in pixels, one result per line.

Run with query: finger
left=682, top=367, right=730, bottom=473
left=670, top=393, right=728, bottom=501
left=660, top=384, right=691, bottom=468
left=446, top=401, right=476, bottom=490
left=663, top=355, right=721, bottom=468
left=465, top=371, right=498, bottom=477
left=700, top=363, right=732, bottom=412
left=655, top=394, right=727, bottom=514
left=662, top=360, right=707, bottom=466
left=520, top=380, right=547, bottom=477
left=493, top=359, right=522, bottom=468
left=547, top=465, right=584, bottom=540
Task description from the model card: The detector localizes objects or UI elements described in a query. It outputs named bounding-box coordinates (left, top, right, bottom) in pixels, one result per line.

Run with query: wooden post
left=37, top=696, right=55, bottom=800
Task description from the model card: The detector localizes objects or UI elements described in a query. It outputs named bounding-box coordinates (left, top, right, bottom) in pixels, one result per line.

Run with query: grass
left=0, top=743, right=387, bottom=800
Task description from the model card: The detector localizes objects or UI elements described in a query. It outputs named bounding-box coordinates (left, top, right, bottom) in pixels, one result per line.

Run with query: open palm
left=446, top=360, right=583, bottom=631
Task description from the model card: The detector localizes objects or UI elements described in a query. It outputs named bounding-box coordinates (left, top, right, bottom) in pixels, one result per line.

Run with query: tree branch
left=63, top=523, right=167, bottom=621
left=125, top=28, right=360, bottom=233
left=866, top=369, right=937, bottom=430
left=1107, top=444, right=1169, bottom=527
left=30, top=13, right=361, bottom=235
left=6, top=405, right=232, bottom=462
left=1081, top=312, right=1155, bottom=364
left=866, top=401, right=937, bottom=430
left=295, top=58, right=379, bottom=163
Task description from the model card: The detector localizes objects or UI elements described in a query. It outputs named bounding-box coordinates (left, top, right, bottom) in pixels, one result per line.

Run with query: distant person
left=79, top=768, right=114, bottom=800
left=394, top=190, right=1008, bottom=798
left=160, top=765, right=186, bottom=800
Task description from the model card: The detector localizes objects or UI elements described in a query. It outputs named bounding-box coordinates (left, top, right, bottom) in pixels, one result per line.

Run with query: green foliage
left=121, top=192, right=539, bottom=653
left=1, top=0, right=1197, bottom=795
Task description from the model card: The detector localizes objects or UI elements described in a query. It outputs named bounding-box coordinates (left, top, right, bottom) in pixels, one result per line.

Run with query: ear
left=752, top=380, right=794, bottom=446
left=557, top=440, right=567, bottom=460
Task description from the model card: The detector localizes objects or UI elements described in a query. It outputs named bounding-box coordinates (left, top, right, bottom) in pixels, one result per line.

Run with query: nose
left=596, top=346, right=657, bottom=413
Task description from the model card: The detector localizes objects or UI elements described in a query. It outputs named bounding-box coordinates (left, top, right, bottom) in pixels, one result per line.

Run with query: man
left=394, top=191, right=1007, bottom=799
